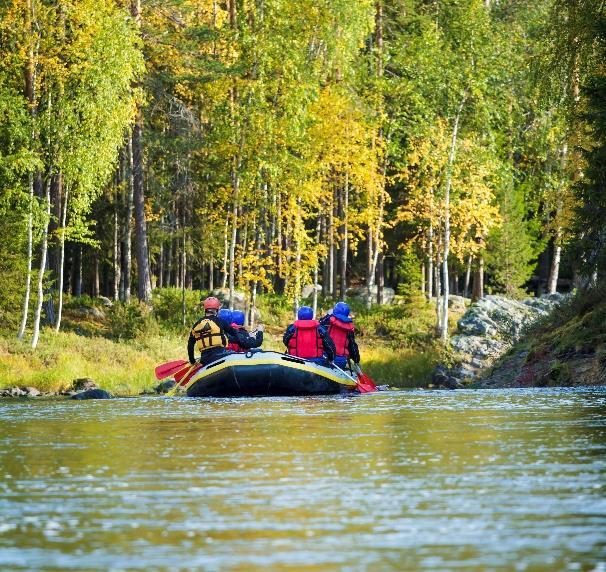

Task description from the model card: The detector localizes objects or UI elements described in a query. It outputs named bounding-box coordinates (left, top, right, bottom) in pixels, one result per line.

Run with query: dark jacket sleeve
left=283, top=324, right=295, bottom=348
left=319, top=314, right=331, bottom=327
left=347, top=331, right=360, bottom=364
left=318, top=325, right=336, bottom=361
left=216, top=317, right=239, bottom=338
left=235, top=328, right=263, bottom=350
left=188, top=319, right=201, bottom=364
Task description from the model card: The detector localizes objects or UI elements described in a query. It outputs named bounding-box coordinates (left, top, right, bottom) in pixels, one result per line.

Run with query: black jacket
left=228, top=325, right=263, bottom=349
left=282, top=323, right=336, bottom=361
left=319, top=314, right=360, bottom=363
left=188, top=315, right=259, bottom=363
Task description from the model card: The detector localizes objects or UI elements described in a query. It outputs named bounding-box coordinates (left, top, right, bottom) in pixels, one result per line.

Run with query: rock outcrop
left=434, top=294, right=564, bottom=389
left=347, top=285, right=395, bottom=305
left=210, top=289, right=261, bottom=322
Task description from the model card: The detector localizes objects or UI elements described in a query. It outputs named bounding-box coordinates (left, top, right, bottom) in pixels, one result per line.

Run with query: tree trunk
left=340, top=173, right=349, bottom=300
left=93, top=252, right=100, bottom=297
left=18, top=0, right=37, bottom=340
left=181, top=230, right=186, bottom=327
left=377, top=252, right=384, bottom=304
left=55, top=182, right=69, bottom=332
left=74, top=245, right=83, bottom=297
left=124, top=140, right=134, bottom=302
left=209, top=257, right=214, bottom=291
left=366, top=229, right=373, bottom=308
left=113, top=182, right=120, bottom=301
left=421, top=261, right=426, bottom=296
left=18, top=173, right=35, bottom=340
left=427, top=233, right=434, bottom=303
left=228, top=200, right=238, bottom=309
left=31, top=177, right=51, bottom=349
left=132, top=115, right=152, bottom=302
left=472, top=257, right=484, bottom=302
left=548, top=240, right=562, bottom=294
left=434, top=255, right=441, bottom=337
left=221, top=218, right=229, bottom=289
left=131, top=0, right=152, bottom=303
left=464, top=254, right=472, bottom=298
left=158, top=242, right=164, bottom=289
left=313, top=218, right=321, bottom=316
left=331, top=189, right=338, bottom=299
left=441, top=98, right=464, bottom=342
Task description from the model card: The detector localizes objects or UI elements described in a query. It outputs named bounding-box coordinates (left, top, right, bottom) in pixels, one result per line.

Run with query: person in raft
left=282, top=306, right=336, bottom=365
left=227, top=310, right=263, bottom=353
left=320, top=301, right=360, bottom=370
left=188, top=297, right=264, bottom=366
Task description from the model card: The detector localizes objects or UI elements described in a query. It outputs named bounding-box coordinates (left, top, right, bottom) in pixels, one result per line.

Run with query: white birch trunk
left=54, top=187, right=69, bottom=332
left=18, top=174, right=34, bottom=340
left=440, top=99, right=464, bottom=341
left=31, top=178, right=51, bottom=349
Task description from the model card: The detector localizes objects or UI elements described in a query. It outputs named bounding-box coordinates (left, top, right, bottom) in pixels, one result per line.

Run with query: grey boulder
left=71, top=389, right=112, bottom=400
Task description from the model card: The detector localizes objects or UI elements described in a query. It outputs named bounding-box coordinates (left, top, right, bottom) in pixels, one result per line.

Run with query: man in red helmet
left=188, top=297, right=264, bottom=366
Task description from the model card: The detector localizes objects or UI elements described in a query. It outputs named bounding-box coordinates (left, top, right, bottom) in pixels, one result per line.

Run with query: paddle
left=166, top=362, right=203, bottom=397
left=155, top=359, right=189, bottom=381
left=352, top=363, right=378, bottom=393
left=331, top=362, right=375, bottom=393
left=174, top=362, right=202, bottom=386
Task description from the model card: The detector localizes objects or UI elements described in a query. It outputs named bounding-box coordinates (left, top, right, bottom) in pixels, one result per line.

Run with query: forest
left=0, top=0, right=605, bottom=352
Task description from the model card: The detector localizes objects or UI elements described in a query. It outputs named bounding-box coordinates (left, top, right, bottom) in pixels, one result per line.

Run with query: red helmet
left=203, top=296, right=221, bottom=311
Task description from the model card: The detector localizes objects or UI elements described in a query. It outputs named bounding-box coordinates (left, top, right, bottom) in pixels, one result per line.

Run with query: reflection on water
left=1, top=388, right=605, bottom=570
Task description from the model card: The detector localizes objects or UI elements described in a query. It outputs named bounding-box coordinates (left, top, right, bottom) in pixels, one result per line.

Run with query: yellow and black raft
left=183, top=351, right=358, bottom=397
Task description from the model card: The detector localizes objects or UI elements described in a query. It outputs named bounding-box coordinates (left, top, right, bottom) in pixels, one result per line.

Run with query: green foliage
left=152, top=287, right=203, bottom=330
left=485, top=184, right=540, bottom=297
left=396, top=246, right=423, bottom=299
left=107, top=302, right=158, bottom=341
left=355, top=295, right=461, bottom=350
left=572, top=14, right=606, bottom=278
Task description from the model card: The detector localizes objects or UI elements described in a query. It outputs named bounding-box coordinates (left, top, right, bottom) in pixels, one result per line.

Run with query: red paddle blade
left=155, top=360, right=188, bottom=380
left=357, top=372, right=377, bottom=393
left=173, top=364, right=195, bottom=384
left=174, top=363, right=202, bottom=386
left=179, top=364, right=203, bottom=387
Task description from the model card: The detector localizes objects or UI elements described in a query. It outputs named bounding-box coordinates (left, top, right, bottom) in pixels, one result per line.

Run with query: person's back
left=321, top=302, right=360, bottom=369
left=188, top=297, right=230, bottom=366
left=283, top=306, right=335, bottom=364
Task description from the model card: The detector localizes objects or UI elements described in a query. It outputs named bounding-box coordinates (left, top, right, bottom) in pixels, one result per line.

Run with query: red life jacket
left=287, top=319, right=324, bottom=359
left=227, top=323, right=245, bottom=352
left=327, top=316, right=354, bottom=357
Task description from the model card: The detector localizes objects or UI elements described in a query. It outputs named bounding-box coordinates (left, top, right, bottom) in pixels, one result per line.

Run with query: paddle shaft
left=331, top=362, right=363, bottom=388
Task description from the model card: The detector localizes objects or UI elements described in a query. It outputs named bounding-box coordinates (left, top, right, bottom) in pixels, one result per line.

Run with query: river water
left=1, top=388, right=605, bottom=571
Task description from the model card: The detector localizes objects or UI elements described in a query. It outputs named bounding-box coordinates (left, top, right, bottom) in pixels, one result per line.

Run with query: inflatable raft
left=183, top=351, right=358, bottom=397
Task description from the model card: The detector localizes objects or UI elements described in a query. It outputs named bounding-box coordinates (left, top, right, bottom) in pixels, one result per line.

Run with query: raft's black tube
left=186, top=355, right=356, bottom=397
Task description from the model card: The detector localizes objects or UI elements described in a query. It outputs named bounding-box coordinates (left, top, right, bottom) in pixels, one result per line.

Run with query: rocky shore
left=0, top=378, right=112, bottom=400
left=433, top=294, right=565, bottom=389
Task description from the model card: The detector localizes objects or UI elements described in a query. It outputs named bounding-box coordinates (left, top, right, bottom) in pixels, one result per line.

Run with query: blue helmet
left=297, top=306, right=314, bottom=320
left=217, top=308, right=233, bottom=323
left=333, top=301, right=351, bottom=322
left=232, top=310, right=245, bottom=326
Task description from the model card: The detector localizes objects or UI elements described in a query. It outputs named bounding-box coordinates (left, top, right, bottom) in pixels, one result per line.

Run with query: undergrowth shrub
left=152, top=287, right=203, bottom=330
left=108, top=302, right=158, bottom=340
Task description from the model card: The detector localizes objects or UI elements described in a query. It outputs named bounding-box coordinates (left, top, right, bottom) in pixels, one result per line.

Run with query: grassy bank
left=0, top=290, right=460, bottom=394
left=0, top=330, right=183, bottom=396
